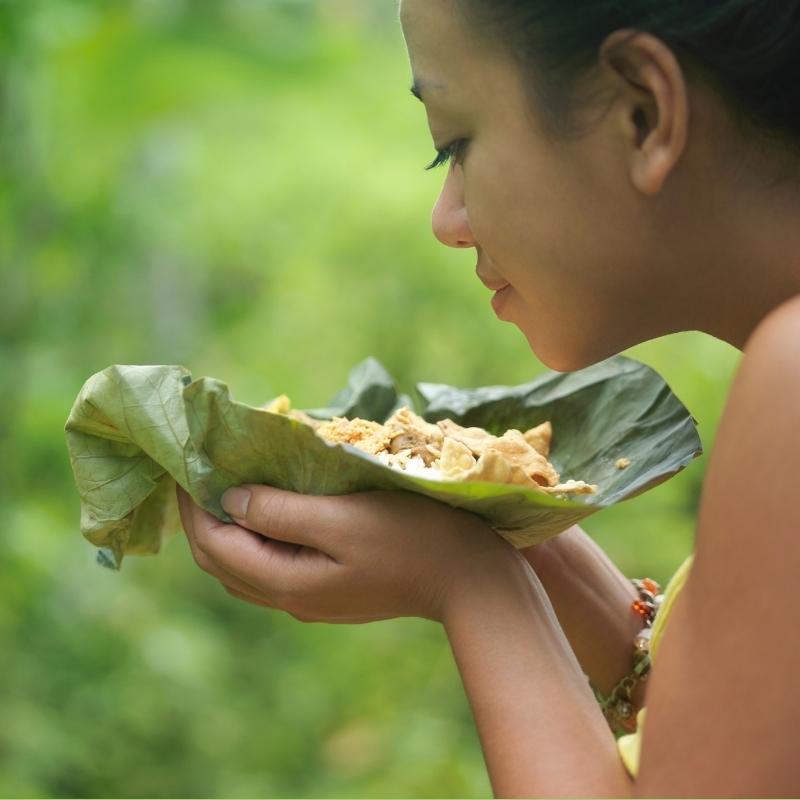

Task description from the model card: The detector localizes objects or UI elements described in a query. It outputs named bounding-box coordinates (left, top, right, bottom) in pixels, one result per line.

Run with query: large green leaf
left=64, top=356, right=702, bottom=569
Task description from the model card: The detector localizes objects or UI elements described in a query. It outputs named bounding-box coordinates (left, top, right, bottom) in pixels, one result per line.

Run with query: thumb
left=220, top=484, right=344, bottom=557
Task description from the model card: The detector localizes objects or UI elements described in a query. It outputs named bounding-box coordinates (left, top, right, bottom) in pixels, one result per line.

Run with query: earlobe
left=601, top=30, right=690, bottom=196
left=632, top=145, right=674, bottom=196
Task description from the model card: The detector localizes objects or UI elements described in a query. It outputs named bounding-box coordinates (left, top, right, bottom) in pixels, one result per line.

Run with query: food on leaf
left=264, top=398, right=596, bottom=497
left=262, top=394, right=320, bottom=428
left=436, top=419, right=497, bottom=457
left=523, top=421, right=552, bottom=457
left=314, top=417, right=390, bottom=456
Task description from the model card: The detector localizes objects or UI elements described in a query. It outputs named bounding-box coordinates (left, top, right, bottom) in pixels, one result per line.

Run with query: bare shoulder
left=742, top=292, right=800, bottom=380
left=635, top=295, right=800, bottom=797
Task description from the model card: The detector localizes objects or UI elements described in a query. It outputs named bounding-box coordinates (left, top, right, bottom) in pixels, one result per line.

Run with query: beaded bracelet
left=593, top=577, right=664, bottom=737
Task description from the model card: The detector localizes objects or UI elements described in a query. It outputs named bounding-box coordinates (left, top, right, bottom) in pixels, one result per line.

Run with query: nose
left=431, top=167, right=475, bottom=249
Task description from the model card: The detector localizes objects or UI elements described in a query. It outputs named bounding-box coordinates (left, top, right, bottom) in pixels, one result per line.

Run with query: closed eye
left=425, top=139, right=467, bottom=171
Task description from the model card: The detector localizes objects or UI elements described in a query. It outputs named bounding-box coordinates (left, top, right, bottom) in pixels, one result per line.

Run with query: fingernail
left=221, top=487, right=250, bottom=519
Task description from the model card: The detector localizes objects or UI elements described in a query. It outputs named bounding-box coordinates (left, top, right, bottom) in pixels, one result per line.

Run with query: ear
left=599, top=30, right=690, bottom=195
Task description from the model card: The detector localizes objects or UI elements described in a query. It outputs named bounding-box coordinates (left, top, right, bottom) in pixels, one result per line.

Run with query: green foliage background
left=0, top=1, right=739, bottom=796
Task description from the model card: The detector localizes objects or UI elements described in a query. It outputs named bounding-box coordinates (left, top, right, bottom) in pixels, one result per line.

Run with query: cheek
left=469, top=160, right=592, bottom=312
left=466, top=154, right=643, bottom=368
left=467, top=145, right=580, bottom=280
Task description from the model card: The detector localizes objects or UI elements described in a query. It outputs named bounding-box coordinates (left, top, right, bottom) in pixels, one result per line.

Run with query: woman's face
left=399, top=0, right=690, bottom=370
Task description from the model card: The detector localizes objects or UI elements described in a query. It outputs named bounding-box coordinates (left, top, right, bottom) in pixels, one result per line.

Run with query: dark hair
left=457, top=0, right=800, bottom=161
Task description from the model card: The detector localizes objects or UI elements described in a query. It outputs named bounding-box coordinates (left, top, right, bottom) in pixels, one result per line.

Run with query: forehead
left=399, top=0, right=470, bottom=50
left=400, top=0, right=521, bottom=111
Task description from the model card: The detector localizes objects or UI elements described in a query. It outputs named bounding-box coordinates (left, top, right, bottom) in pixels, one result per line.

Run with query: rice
left=377, top=452, right=444, bottom=481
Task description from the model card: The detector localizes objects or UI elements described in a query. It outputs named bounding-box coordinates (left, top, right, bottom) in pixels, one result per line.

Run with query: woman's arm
left=443, top=550, right=634, bottom=798
left=520, top=525, right=648, bottom=710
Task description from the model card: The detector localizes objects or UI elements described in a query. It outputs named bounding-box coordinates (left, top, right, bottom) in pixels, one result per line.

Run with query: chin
left=522, top=329, right=622, bottom=373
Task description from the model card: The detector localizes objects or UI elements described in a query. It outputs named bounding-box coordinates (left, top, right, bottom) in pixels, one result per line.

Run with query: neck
left=676, top=172, right=800, bottom=351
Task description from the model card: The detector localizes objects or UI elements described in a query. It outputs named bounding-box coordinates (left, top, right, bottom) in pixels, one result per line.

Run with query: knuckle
left=190, top=544, right=214, bottom=574
left=197, top=555, right=214, bottom=575
left=281, top=592, right=308, bottom=616
left=191, top=523, right=211, bottom=552
left=251, top=490, right=293, bottom=535
left=331, top=492, right=359, bottom=510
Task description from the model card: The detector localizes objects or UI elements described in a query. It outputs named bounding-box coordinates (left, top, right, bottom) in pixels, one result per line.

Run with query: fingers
left=177, top=485, right=279, bottom=599
left=202, top=507, right=336, bottom=598
left=182, top=486, right=339, bottom=600
left=222, top=584, right=281, bottom=611
left=176, top=484, right=195, bottom=537
left=221, top=584, right=374, bottom=623
left=222, top=584, right=389, bottom=625
left=221, top=484, right=347, bottom=560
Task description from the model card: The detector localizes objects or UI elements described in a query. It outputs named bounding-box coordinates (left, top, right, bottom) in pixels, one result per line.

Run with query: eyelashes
left=425, top=139, right=467, bottom=171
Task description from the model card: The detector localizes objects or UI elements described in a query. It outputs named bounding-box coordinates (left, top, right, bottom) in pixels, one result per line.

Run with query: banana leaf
left=64, top=356, right=702, bottom=570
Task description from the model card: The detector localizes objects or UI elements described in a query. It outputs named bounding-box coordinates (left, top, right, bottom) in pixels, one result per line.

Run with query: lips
left=491, top=284, right=513, bottom=316
left=475, top=266, right=510, bottom=292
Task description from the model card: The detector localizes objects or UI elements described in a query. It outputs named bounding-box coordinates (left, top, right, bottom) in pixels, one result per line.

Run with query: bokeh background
left=0, top=1, right=740, bottom=797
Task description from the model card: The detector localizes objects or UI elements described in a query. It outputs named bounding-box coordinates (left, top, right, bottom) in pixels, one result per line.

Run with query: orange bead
left=642, top=578, right=660, bottom=594
left=632, top=600, right=651, bottom=617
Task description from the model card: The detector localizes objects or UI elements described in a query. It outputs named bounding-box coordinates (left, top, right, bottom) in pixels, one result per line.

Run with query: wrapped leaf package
left=64, top=356, right=702, bottom=569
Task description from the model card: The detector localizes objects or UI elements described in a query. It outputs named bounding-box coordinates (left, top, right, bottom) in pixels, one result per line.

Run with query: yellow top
left=616, top=552, right=695, bottom=778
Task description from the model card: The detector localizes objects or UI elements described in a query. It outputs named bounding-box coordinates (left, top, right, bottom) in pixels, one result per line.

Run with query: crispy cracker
left=436, top=419, right=497, bottom=456
left=439, top=437, right=477, bottom=479
left=523, top=421, right=552, bottom=457
left=467, top=450, right=539, bottom=489
left=485, top=429, right=560, bottom=486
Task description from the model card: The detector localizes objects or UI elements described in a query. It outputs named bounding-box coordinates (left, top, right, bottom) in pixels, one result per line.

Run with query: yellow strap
left=649, top=552, right=695, bottom=661
left=617, top=708, right=647, bottom=775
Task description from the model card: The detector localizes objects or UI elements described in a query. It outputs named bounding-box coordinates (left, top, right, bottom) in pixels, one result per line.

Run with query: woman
left=177, top=1, right=800, bottom=796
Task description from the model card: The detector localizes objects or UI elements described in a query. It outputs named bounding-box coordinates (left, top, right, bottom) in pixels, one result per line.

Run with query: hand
left=176, top=484, right=518, bottom=624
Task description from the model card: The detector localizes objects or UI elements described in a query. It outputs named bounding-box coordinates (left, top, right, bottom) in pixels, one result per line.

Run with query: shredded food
left=262, top=395, right=598, bottom=497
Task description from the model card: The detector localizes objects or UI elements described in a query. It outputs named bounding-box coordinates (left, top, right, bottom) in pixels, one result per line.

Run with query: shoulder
left=708, top=294, right=800, bottom=495
left=705, top=294, right=800, bottom=520
left=704, top=293, right=800, bottom=533
left=705, top=291, right=800, bottom=595
left=741, top=292, right=800, bottom=388
left=635, top=295, right=800, bottom=796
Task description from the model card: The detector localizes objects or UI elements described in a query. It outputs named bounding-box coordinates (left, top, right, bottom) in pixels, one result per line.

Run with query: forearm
left=520, top=525, right=647, bottom=707
left=443, top=551, right=634, bottom=799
